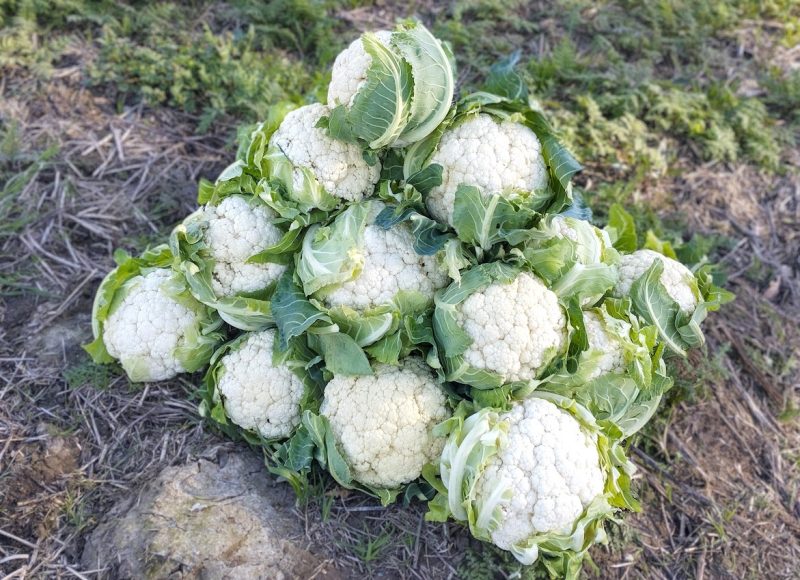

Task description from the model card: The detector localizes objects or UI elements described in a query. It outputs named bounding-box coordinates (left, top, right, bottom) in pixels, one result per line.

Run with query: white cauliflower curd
left=214, top=330, right=305, bottom=439
left=426, top=114, right=548, bottom=225
left=103, top=269, right=207, bottom=382
left=201, top=195, right=286, bottom=297
left=269, top=103, right=380, bottom=202
left=455, top=272, right=567, bottom=382
left=614, top=249, right=698, bottom=313
left=438, top=392, right=636, bottom=565
left=298, top=201, right=450, bottom=315
left=328, top=31, right=392, bottom=107
left=474, top=397, right=605, bottom=555
left=581, top=311, right=626, bottom=381
left=323, top=214, right=449, bottom=311
left=320, top=358, right=450, bottom=488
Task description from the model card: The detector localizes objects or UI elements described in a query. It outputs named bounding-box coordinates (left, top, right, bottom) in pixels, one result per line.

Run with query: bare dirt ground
left=2, top=19, right=799, bottom=580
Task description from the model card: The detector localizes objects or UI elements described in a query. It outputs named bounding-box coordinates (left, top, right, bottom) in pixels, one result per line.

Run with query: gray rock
left=82, top=448, right=344, bottom=580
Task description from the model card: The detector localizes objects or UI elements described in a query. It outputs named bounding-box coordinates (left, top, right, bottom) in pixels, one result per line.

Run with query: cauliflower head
left=269, top=103, right=380, bottom=203
left=426, top=114, right=548, bottom=225
left=582, top=311, right=626, bottom=381
left=547, top=215, right=614, bottom=263
left=475, top=397, right=605, bottom=555
left=103, top=269, right=208, bottom=382
left=455, top=272, right=567, bottom=382
left=323, top=205, right=449, bottom=310
left=327, top=31, right=392, bottom=107
left=320, top=357, right=450, bottom=488
left=614, top=249, right=698, bottom=313
left=215, top=329, right=305, bottom=439
left=202, top=195, right=286, bottom=297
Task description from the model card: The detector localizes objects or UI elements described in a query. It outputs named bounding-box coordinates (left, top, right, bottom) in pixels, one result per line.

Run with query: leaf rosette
left=84, top=245, right=224, bottom=381
left=423, top=393, right=638, bottom=576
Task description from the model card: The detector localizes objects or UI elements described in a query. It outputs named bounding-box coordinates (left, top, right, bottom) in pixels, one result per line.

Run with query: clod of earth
left=3, top=424, right=82, bottom=540
left=81, top=450, right=343, bottom=580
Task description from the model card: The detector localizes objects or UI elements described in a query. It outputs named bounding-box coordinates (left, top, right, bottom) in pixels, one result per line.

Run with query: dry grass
left=582, top=136, right=800, bottom=578
left=1, top=27, right=799, bottom=580
left=0, top=66, right=231, bottom=577
left=296, top=492, right=471, bottom=578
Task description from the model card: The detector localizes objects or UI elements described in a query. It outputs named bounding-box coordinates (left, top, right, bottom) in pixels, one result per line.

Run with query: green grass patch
left=3, top=0, right=795, bottom=173
left=86, top=4, right=321, bottom=131
left=2, top=1, right=374, bottom=129
left=0, top=120, right=59, bottom=243
left=432, top=0, right=796, bottom=182
left=63, top=356, right=120, bottom=390
left=458, top=540, right=551, bottom=580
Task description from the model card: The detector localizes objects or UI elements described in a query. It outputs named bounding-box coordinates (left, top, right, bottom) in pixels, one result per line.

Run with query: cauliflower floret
left=550, top=215, right=579, bottom=242
left=320, top=358, right=450, bottom=488
left=324, top=216, right=449, bottom=311
left=582, top=311, right=625, bottom=381
left=202, top=195, right=286, bottom=297
left=426, top=114, right=548, bottom=225
left=475, top=397, right=605, bottom=552
left=103, top=269, right=201, bottom=382
left=216, top=330, right=305, bottom=439
left=614, top=249, right=697, bottom=313
left=327, top=30, right=393, bottom=107
left=269, top=103, right=380, bottom=202
left=455, top=272, right=567, bottom=382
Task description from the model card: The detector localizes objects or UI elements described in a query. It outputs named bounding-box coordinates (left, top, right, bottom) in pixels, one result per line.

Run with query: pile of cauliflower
left=85, top=22, right=732, bottom=579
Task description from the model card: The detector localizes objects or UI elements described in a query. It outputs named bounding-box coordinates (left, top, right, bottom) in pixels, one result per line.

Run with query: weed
left=233, top=0, right=372, bottom=65
left=0, top=273, right=43, bottom=297
left=320, top=492, right=334, bottom=522
left=457, top=540, right=547, bottom=580
left=457, top=546, right=500, bottom=580
left=778, top=401, right=800, bottom=422
left=433, top=0, right=538, bottom=82
left=88, top=19, right=318, bottom=131
left=356, top=529, right=392, bottom=563
left=762, top=69, right=800, bottom=126
left=529, top=51, right=785, bottom=173
left=3, top=0, right=794, bottom=175
left=710, top=516, right=729, bottom=541
left=0, top=121, right=58, bottom=244
left=63, top=356, right=119, bottom=390
left=62, top=487, right=93, bottom=532
left=669, top=345, right=731, bottom=403
left=349, top=524, right=393, bottom=567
